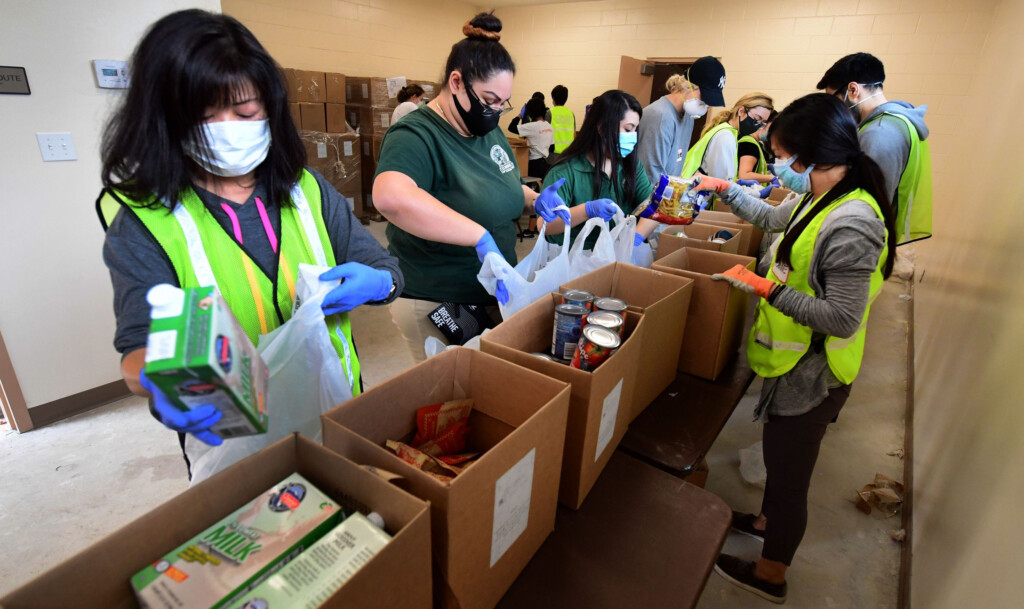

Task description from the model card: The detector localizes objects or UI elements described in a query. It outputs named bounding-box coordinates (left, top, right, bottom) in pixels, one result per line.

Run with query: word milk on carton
left=132, top=473, right=343, bottom=609
left=227, top=512, right=392, bottom=608
left=144, top=284, right=269, bottom=439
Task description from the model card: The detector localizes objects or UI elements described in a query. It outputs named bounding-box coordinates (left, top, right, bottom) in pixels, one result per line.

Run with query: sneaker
left=731, top=511, right=765, bottom=542
left=714, top=554, right=787, bottom=604
left=521, top=230, right=536, bottom=238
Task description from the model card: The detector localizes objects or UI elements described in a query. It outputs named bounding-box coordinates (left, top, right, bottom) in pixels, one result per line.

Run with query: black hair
left=101, top=9, right=304, bottom=210
left=397, top=84, right=425, bottom=103
left=531, top=91, right=544, bottom=100
left=769, top=93, right=897, bottom=279
left=551, top=85, right=568, bottom=105
left=525, top=98, right=546, bottom=121
left=443, top=12, right=516, bottom=90
left=554, top=90, right=643, bottom=207
left=817, top=52, right=886, bottom=92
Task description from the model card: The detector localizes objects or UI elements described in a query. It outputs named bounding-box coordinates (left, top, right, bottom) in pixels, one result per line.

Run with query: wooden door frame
left=0, top=329, right=32, bottom=432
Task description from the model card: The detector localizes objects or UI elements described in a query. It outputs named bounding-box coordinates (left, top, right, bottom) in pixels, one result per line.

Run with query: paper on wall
left=386, top=76, right=407, bottom=99
left=595, top=378, right=623, bottom=461
left=490, top=448, right=535, bottom=567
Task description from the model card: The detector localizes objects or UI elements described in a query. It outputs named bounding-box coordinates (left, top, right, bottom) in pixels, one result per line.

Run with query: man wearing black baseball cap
left=818, top=52, right=932, bottom=244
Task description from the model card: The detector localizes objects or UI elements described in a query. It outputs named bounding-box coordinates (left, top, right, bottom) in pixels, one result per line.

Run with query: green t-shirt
left=377, top=108, right=525, bottom=303
left=542, top=155, right=653, bottom=249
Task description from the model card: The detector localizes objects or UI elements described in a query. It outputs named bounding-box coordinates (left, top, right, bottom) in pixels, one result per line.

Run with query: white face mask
left=683, top=98, right=708, bottom=118
left=184, top=119, right=271, bottom=177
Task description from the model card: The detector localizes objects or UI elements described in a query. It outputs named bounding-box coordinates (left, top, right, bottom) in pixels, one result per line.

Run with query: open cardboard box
left=656, top=222, right=743, bottom=260
left=559, top=263, right=694, bottom=422
left=695, top=215, right=761, bottom=258
left=481, top=293, right=642, bottom=510
left=1, top=434, right=432, bottom=609
left=322, top=348, right=570, bottom=609
left=652, top=247, right=756, bottom=380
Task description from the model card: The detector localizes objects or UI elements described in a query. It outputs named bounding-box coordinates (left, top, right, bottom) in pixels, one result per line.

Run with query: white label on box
left=595, top=378, right=624, bottom=461
left=361, top=83, right=368, bottom=98
left=343, top=141, right=353, bottom=156
left=346, top=84, right=353, bottom=98
left=316, top=142, right=327, bottom=158
left=380, top=113, right=390, bottom=128
left=385, top=76, right=407, bottom=99
left=490, top=448, right=535, bottom=568
left=145, top=330, right=177, bottom=362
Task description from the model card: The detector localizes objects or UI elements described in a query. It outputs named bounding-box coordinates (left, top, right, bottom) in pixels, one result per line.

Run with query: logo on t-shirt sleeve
left=490, top=145, right=515, bottom=174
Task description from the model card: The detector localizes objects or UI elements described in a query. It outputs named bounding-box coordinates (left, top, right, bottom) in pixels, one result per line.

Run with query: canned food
left=586, top=310, right=624, bottom=337
left=552, top=304, right=589, bottom=360
left=570, top=325, right=621, bottom=371
left=710, top=229, right=733, bottom=244
left=531, top=352, right=558, bottom=362
left=593, top=297, right=628, bottom=324
left=561, top=289, right=595, bottom=310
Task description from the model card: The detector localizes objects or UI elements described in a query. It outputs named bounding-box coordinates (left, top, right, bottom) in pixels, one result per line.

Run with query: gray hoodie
left=858, top=101, right=929, bottom=207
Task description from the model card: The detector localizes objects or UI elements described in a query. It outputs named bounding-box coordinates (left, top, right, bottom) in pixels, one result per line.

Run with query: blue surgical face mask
left=774, top=154, right=815, bottom=193
left=619, top=131, right=638, bottom=157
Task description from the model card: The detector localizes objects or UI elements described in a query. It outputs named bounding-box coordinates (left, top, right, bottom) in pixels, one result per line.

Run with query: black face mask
left=455, top=85, right=502, bottom=137
left=739, top=115, right=761, bottom=137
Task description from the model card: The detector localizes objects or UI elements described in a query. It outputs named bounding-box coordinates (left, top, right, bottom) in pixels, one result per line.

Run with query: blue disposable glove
left=534, top=178, right=571, bottom=224
left=584, top=198, right=620, bottom=221
left=475, top=232, right=509, bottom=305
left=758, top=184, right=775, bottom=198
left=767, top=164, right=777, bottom=176
left=139, top=370, right=223, bottom=446
left=736, top=179, right=760, bottom=187
left=770, top=176, right=780, bottom=188
left=320, top=262, right=393, bottom=315
left=634, top=232, right=645, bottom=247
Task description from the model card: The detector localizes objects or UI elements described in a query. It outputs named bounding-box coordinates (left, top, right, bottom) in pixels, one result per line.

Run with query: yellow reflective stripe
left=241, top=258, right=269, bottom=334
left=279, top=251, right=296, bottom=303
left=826, top=318, right=870, bottom=351
left=756, top=331, right=806, bottom=352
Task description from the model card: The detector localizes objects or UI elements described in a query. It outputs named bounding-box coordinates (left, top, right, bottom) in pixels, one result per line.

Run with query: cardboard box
left=696, top=210, right=765, bottom=259
left=348, top=104, right=394, bottom=136
left=288, top=102, right=301, bottom=129
left=322, top=348, right=571, bottom=609
left=326, top=102, right=348, bottom=133
left=652, top=247, right=756, bottom=380
left=767, top=186, right=795, bottom=204
left=656, top=222, right=743, bottom=260
left=693, top=217, right=753, bottom=258
left=346, top=76, right=409, bottom=108
left=559, top=263, right=694, bottom=422
left=285, top=69, right=327, bottom=103
left=481, top=293, right=643, bottom=510
left=301, top=131, right=363, bottom=216
left=299, top=102, right=327, bottom=132
left=1, top=435, right=432, bottom=609
left=409, top=79, right=441, bottom=101
left=506, top=137, right=529, bottom=178
left=326, top=72, right=346, bottom=104
left=346, top=76, right=371, bottom=105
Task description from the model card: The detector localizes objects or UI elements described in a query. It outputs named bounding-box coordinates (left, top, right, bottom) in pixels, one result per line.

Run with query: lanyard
left=219, top=196, right=279, bottom=253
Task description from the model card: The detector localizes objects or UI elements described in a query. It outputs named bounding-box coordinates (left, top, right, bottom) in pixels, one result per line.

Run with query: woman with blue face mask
left=690, top=93, right=898, bottom=603
left=538, top=89, right=663, bottom=250
left=97, top=10, right=402, bottom=476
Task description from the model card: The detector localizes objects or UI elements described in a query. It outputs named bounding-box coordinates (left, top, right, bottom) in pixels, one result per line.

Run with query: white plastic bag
left=477, top=208, right=572, bottom=319
left=567, top=214, right=618, bottom=277
left=739, top=440, right=767, bottom=489
left=608, top=210, right=635, bottom=263
left=186, top=264, right=352, bottom=485
left=424, top=328, right=490, bottom=358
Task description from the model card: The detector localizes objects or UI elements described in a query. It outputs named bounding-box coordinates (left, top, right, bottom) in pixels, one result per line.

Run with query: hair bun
left=463, top=12, right=502, bottom=40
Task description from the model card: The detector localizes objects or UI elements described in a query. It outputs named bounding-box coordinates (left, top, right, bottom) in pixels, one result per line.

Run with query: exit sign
left=0, top=66, right=30, bottom=95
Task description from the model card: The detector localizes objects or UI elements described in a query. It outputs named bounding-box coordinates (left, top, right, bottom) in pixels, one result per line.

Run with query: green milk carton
left=144, top=284, right=268, bottom=438
left=225, top=512, right=392, bottom=609
left=131, top=473, right=343, bottom=609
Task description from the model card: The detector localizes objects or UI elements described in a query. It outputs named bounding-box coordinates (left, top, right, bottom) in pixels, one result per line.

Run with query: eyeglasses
left=466, top=86, right=513, bottom=117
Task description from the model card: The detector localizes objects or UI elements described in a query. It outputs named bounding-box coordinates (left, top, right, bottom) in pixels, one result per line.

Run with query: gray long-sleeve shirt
left=718, top=184, right=886, bottom=420
left=103, top=168, right=402, bottom=356
left=636, top=96, right=694, bottom=185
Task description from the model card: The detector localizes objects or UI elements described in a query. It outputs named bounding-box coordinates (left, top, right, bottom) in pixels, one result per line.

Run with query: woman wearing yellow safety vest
left=97, top=10, right=402, bottom=475
left=690, top=93, right=897, bottom=603
left=680, top=93, right=774, bottom=205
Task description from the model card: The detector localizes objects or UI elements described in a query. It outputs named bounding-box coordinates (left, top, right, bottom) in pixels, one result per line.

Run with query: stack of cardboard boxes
left=283, top=68, right=367, bottom=217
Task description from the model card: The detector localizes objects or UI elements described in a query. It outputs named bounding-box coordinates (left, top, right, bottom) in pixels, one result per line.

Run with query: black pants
left=528, top=157, right=550, bottom=180
left=760, top=383, right=851, bottom=565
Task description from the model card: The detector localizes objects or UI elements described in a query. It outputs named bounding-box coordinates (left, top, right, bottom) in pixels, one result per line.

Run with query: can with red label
left=570, top=324, right=621, bottom=371
left=561, top=289, right=595, bottom=310
left=586, top=310, right=624, bottom=337
left=592, top=297, right=628, bottom=324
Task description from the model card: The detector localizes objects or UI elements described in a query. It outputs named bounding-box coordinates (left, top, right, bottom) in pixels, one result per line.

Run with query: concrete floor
left=0, top=220, right=909, bottom=606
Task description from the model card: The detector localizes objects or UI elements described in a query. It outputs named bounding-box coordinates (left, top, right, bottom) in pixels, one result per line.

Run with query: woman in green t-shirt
left=373, top=13, right=562, bottom=362
left=539, top=90, right=664, bottom=249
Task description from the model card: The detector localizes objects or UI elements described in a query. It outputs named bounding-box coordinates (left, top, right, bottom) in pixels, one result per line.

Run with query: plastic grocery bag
left=568, top=213, right=618, bottom=277
left=185, top=264, right=352, bottom=485
left=424, top=328, right=491, bottom=358
left=739, top=441, right=767, bottom=489
left=478, top=207, right=572, bottom=319
left=609, top=211, right=654, bottom=268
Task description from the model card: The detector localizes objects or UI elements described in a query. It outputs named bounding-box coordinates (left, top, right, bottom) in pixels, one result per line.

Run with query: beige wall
left=911, top=0, right=1024, bottom=606
left=221, top=0, right=485, bottom=81
left=0, top=0, right=221, bottom=408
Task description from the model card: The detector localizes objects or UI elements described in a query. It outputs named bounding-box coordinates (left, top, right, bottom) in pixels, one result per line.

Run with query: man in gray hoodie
left=818, top=53, right=932, bottom=244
